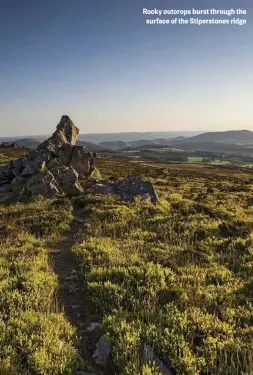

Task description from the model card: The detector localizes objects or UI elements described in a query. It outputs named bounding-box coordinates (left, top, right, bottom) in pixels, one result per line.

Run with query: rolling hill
left=176, top=130, right=253, bottom=144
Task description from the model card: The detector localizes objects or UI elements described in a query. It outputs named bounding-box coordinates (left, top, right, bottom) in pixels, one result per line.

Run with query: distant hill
left=78, top=131, right=200, bottom=143
left=178, top=130, right=253, bottom=144
left=99, top=141, right=129, bottom=150
left=76, top=141, right=113, bottom=152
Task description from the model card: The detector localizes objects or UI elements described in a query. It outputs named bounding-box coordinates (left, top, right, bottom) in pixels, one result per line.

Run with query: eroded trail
left=48, top=204, right=92, bottom=364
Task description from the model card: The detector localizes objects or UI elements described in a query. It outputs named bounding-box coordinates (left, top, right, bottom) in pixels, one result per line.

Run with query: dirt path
left=48, top=205, right=94, bottom=365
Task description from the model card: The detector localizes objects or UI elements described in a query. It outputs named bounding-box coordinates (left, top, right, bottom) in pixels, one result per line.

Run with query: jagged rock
left=70, top=147, right=96, bottom=178
left=92, top=334, right=110, bottom=365
left=20, top=160, right=46, bottom=176
left=37, top=115, right=79, bottom=153
left=47, top=158, right=63, bottom=169
left=113, top=176, right=159, bottom=203
left=12, top=157, right=26, bottom=176
left=0, top=115, right=96, bottom=198
left=55, top=143, right=73, bottom=166
left=50, top=166, right=84, bottom=195
left=51, top=166, right=78, bottom=185
left=142, top=343, right=172, bottom=374
left=25, top=170, right=62, bottom=197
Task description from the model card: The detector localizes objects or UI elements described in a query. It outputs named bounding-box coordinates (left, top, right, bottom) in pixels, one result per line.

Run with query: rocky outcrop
left=0, top=115, right=96, bottom=199
left=37, top=115, right=79, bottom=153
left=92, top=176, right=159, bottom=203
left=0, top=142, right=19, bottom=148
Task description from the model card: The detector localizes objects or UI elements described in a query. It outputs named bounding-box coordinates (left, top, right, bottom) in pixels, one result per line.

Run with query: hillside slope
left=177, top=130, right=253, bottom=144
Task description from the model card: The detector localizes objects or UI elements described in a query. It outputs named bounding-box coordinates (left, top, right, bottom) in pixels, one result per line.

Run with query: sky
left=0, top=0, right=252, bottom=136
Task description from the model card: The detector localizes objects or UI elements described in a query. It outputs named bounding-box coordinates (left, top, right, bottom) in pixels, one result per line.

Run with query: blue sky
left=0, top=0, right=252, bottom=136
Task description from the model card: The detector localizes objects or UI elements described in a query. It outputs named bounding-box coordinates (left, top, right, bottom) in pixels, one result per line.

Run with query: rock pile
left=0, top=115, right=96, bottom=197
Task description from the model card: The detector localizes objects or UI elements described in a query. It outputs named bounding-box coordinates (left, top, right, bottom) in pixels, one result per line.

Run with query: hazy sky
left=0, top=0, right=252, bottom=136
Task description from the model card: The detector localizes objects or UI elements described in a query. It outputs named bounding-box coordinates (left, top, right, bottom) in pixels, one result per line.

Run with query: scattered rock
left=70, top=304, right=82, bottom=309
left=142, top=343, right=172, bottom=374
left=87, top=322, right=101, bottom=331
left=92, top=334, right=110, bottom=365
left=75, top=218, right=84, bottom=224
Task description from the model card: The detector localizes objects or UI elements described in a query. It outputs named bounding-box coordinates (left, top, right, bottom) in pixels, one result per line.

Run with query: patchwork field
left=1, top=149, right=253, bottom=375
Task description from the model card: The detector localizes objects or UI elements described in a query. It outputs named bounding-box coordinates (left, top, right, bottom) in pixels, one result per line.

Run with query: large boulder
left=37, top=115, right=79, bottom=153
left=50, top=166, right=84, bottom=195
left=92, top=334, right=110, bottom=365
left=113, top=176, right=159, bottom=203
left=69, top=147, right=96, bottom=178
left=55, top=143, right=74, bottom=166
left=25, top=170, right=62, bottom=197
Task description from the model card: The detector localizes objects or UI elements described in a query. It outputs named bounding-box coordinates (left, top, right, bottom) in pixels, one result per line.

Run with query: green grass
left=0, top=196, right=77, bottom=375
left=73, top=158, right=253, bottom=375
left=1, top=149, right=253, bottom=375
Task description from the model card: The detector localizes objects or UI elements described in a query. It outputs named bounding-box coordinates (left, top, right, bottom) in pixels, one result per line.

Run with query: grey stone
left=87, top=322, right=100, bottom=331
left=70, top=147, right=96, bottom=178
left=25, top=170, right=62, bottom=197
left=92, top=334, right=110, bottom=365
left=55, top=143, right=73, bottom=166
left=37, top=115, right=79, bottom=153
left=20, top=163, right=36, bottom=176
left=113, top=176, right=159, bottom=203
left=47, top=157, right=63, bottom=169
left=50, top=166, right=83, bottom=195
